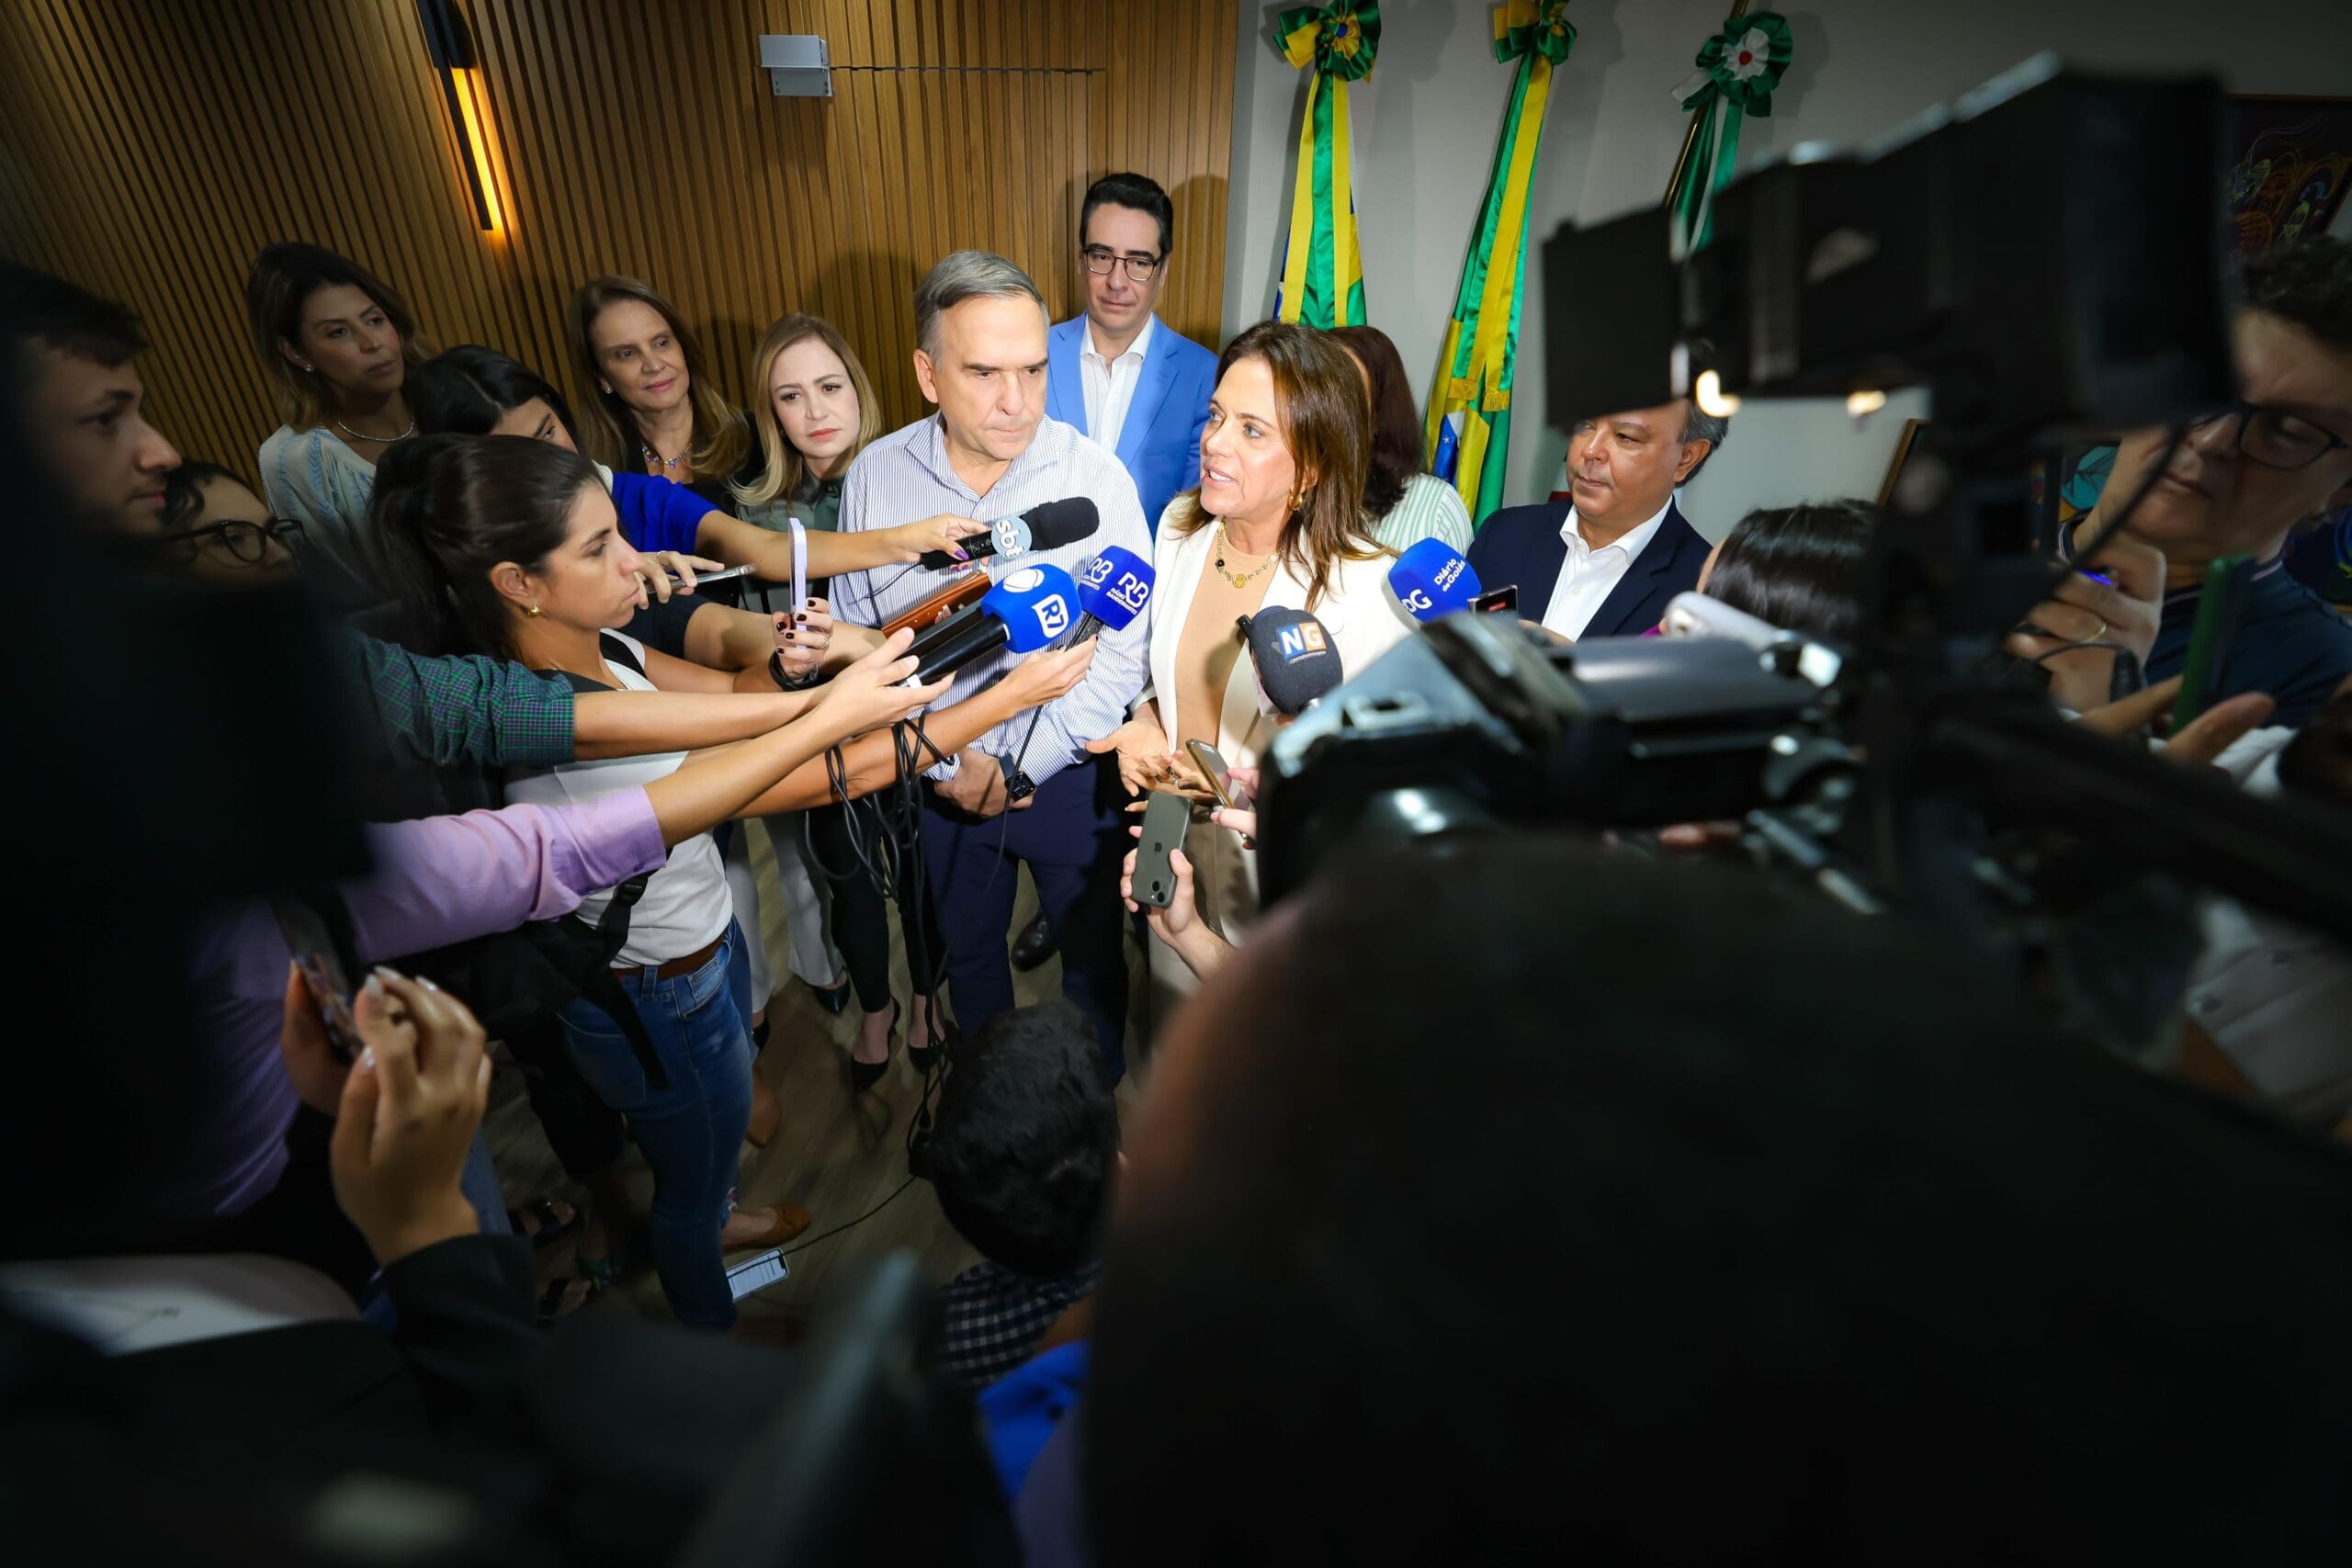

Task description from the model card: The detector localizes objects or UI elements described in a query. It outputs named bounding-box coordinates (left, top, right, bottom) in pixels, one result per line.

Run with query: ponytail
left=369, top=434, right=600, bottom=660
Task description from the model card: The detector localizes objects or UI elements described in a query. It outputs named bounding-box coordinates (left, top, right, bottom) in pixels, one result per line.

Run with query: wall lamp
left=416, top=0, right=504, bottom=233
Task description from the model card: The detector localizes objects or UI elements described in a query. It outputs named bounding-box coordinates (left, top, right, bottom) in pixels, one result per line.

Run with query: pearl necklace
left=334, top=414, right=414, bottom=444
left=1212, top=523, right=1276, bottom=589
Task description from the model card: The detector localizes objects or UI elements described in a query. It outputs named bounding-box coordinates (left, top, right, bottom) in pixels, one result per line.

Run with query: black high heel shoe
left=906, top=1007, right=952, bottom=1077
left=811, top=975, right=853, bottom=1017
left=848, top=998, right=900, bottom=1096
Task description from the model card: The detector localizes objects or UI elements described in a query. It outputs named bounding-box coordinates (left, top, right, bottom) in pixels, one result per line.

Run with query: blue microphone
left=1070, top=546, right=1156, bottom=641
left=910, top=562, right=1080, bottom=683
left=1387, top=537, right=1482, bottom=622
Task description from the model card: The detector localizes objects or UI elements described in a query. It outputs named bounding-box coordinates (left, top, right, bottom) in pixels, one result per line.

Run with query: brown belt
left=616, top=932, right=725, bottom=981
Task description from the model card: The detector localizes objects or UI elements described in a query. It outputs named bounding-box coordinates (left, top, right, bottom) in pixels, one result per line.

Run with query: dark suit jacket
left=1466, top=498, right=1712, bottom=637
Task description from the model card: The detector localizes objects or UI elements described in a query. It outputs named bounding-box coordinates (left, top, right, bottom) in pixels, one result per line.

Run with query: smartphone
left=670, top=562, right=758, bottom=587
left=1473, top=583, right=1520, bottom=614
left=1184, top=739, right=1234, bottom=807
left=1132, top=792, right=1192, bottom=909
left=727, top=1246, right=790, bottom=1302
left=269, top=894, right=364, bottom=1063
left=2170, top=553, right=2253, bottom=730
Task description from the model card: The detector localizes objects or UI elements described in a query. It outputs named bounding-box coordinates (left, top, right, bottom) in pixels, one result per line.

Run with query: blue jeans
left=559, top=919, right=753, bottom=1330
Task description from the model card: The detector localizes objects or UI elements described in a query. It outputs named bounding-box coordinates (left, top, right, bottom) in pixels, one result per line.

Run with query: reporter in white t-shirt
left=372, top=434, right=1096, bottom=1328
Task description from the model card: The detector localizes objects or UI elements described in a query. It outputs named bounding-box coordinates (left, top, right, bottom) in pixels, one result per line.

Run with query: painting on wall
left=2226, top=95, right=2352, bottom=257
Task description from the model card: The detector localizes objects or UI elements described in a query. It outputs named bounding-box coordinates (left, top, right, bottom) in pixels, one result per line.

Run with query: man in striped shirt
left=830, top=252, right=1151, bottom=1078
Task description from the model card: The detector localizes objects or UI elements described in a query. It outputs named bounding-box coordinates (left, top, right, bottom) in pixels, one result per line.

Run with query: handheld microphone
left=917, top=497, right=1100, bottom=570
left=910, top=562, right=1080, bottom=684
left=1069, top=546, right=1156, bottom=642
left=1386, top=537, right=1482, bottom=622
left=1244, top=605, right=1346, bottom=716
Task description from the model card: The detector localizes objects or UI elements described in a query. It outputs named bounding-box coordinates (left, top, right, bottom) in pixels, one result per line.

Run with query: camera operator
left=2060, top=236, right=2352, bottom=728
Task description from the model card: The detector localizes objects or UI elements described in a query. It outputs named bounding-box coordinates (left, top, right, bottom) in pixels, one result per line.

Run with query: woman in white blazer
left=1088, top=321, right=1408, bottom=1009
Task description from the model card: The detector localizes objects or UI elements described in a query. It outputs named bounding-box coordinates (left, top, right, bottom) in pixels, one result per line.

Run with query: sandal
left=508, top=1196, right=582, bottom=1251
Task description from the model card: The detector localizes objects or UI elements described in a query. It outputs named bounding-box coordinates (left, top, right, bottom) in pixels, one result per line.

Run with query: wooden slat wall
left=0, top=0, right=1236, bottom=478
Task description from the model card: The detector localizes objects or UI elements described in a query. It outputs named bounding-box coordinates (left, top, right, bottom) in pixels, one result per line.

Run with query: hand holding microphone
left=907, top=562, right=1082, bottom=684
left=916, top=497, right=1102, bottom=571
left=1243, top=605, right=1347, bottom=716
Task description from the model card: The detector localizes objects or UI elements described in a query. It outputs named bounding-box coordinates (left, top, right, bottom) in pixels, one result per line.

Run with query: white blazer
left=1144, top=515, right=1410, bottom=769
left=1138, top=513, right=1410, bottom=946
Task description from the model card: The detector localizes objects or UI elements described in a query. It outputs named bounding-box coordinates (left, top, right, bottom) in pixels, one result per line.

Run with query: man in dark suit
left=1466, top=398, right=1728, bottom=639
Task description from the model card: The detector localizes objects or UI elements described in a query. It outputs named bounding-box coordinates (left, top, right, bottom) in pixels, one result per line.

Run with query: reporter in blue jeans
left=370, top=434, right=953, bottom=1328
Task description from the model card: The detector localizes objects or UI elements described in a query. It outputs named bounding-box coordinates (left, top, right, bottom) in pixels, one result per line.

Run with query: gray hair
left=914, top=250, right=1046, bottom=358
left=1680, top=402, right=1730, bottom=481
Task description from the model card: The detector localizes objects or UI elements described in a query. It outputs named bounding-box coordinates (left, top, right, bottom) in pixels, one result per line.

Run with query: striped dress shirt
left=830, top=413, right=1151, bottom=785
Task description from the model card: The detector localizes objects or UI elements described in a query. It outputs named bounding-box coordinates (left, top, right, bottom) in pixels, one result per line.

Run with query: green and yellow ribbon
left=1668, top=10, right=1792, bottom=253
left=1273, top=2, right=1379, bottom=328
left=1426, top=1, right=1575, bottom=526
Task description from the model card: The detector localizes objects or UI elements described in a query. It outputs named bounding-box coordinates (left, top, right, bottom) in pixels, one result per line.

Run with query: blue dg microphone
left=917, top=497, right=1100, bottom=571
left=1070, top=546, right=1156, bottom=641
left=910, top=562, right=1080, bottom=684
left=1386, top=537, right=1482, bottom=622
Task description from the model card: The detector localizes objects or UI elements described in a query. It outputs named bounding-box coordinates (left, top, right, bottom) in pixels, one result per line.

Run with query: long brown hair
left=565, top=275, right=749, bottom=479
left=1167, top=321, right=1386, bottom=609
left=1329, top=324, right=1424, bottom=519
left=244, top=243, right=434, bottom=430
left=734, top=313, right=885, bottom=511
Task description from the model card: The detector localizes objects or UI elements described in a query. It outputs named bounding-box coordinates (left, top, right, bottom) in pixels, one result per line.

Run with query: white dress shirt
left=1539, top=496, right=1674, bottom=640
left=1080, top=312, right=1157, bottom=456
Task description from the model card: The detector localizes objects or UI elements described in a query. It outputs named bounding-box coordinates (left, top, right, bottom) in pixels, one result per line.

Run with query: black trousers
left=805, top=799, right=943, bottom=1014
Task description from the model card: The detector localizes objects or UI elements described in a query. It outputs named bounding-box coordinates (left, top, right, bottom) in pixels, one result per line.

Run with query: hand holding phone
left=1130, top=792, right=1192, bottom=909
left=1184, top=739, right=1235, bottom=808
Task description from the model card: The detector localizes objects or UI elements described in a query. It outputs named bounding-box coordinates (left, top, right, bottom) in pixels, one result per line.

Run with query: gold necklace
left=1212, top=523, right=1276, bottom=589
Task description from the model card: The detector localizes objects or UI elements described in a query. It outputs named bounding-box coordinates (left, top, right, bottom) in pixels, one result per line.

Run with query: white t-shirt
left=502, top=633, right=731, bottom=968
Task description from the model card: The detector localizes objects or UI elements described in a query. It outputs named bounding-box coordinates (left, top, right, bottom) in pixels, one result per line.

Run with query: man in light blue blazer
left=1044, top=173, right=1219, bottom=536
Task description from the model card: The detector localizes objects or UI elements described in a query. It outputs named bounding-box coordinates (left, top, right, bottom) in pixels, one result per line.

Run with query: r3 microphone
left=910, top=562, right=1080, bottom=684
left=917, top=497, right=1100, bottom=571
left=1244, top=605, right=1346, bottom=716
left=1069, top=546, right=1156, bottom=642
left=1386, top=537, right=1482, bottom=622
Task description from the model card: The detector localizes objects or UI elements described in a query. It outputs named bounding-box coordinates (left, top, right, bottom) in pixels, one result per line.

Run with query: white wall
left=1221, top=0, right=2352, bottom=538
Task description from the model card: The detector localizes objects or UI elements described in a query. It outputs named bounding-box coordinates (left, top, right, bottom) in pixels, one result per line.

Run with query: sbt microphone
left=1069, top=546, right=1155, bottom=641
left=910, top=561, right=1080, bottom=683
left=918, top=497, right=1100, bottom=570
left=1244, top=605, right=1345, bottom=716
left=1386, top=537, right=1482, bottom=622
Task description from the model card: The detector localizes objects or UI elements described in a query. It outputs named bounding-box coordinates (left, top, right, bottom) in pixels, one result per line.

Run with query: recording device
left=787, top=516, right=808, bottom=615
left=907, top=562, right=1079, bottom=684
left=669, top=561, right=759, bottom=588
left=1244, top=605, right=1346, bottom=716
left=881, top=571, right=990, bottom=637
left=1071, top=545, right=1155, bottom=641
left=270, top=893, right=364, bottom=1064
left=1474, top=584, right=1519, bottom=614
left=726, top=1246, right=788, bottom=1302
left=1185, top=739, right=1236, bottom=807
left=2170, top=554, right=2253, bottom=729
left=1387, top=537, right=1482, bottom=622
left=1132, top=792, right=1192, bottom=908
left=915, top=497, right=1099, bottom=570
left=1257, top=61, right=2352, bottom=959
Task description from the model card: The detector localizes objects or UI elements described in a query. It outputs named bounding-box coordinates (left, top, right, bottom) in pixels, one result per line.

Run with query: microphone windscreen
left=982, top=562, right=1081, bottom=653
left=1245, top=605, right=1345, bottom=716
left=1387, top=538, right=1482, bottom=622
left=1076, top=546, right=1156, bottom=631
left=1021, top=497, right=1101, bottom=551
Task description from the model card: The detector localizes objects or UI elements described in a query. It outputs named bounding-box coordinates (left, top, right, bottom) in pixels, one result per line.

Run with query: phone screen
left=1185, top=739, right=1234, bottom=807
left=1474, top=584, right=1519, bottom=614
left=270, top=894, right=364, bottom=1063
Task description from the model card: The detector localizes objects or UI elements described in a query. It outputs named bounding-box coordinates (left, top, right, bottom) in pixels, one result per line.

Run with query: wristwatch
left=993, top=751, right=1038, bottom=803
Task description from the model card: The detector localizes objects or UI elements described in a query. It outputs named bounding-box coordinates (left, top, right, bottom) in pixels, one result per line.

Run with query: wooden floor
left=483, top=818, right=1152, bottom=1328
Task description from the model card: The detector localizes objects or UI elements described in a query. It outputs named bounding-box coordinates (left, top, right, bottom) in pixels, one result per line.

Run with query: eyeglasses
left=166, top=515, right=305, bottom=565
left=2187, top=400, right=2351, bottom=472
left=1080, top=246, right=1161, bottom=282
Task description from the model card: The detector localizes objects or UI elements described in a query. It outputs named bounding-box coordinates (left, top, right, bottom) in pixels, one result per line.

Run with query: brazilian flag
left=1427, top=3, right=1576, bottom=528
left=1272, top=3, right=1377, bottom=328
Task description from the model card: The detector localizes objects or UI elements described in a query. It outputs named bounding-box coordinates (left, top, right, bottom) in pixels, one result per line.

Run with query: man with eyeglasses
left=1045, top=173, right=1218, bottom=536
left=2080, top=236, right=2352, bottom=728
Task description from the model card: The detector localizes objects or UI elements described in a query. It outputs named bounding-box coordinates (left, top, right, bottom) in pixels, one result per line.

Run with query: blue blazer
left=1466, top=498, right=1712, bottom=638
left=1046, top=313, right=1217, bottom=533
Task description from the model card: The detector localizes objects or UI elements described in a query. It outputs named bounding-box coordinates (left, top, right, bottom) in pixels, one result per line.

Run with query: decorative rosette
left=1675, top=11, right=1792, bottom=116
left=1276, top=1, right=1382, bottom=81
left=1494, top=0, right=1575, bottom=65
